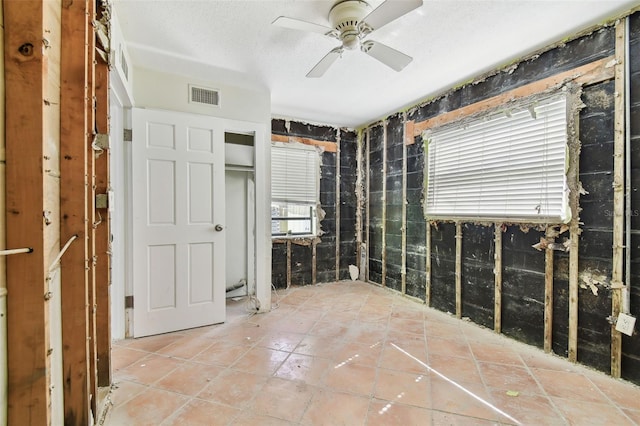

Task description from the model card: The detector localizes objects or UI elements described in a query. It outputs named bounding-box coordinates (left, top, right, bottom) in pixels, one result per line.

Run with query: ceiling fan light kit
left=273, top=0, right=423, bottom=77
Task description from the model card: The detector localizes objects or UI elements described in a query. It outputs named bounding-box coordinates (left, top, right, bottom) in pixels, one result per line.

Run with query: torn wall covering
left=271, top=11, right=640, bottom=385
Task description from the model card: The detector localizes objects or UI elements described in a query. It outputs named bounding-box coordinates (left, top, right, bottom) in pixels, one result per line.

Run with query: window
left=424, top=93, right=569, bottom=223
left=271, top=142, right=319, bottom=237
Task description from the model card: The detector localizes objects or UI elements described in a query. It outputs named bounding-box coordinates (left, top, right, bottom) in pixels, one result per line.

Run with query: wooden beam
left=404, top=120, right=415, bottom=145
left=86, top=0, right=98, bottom=417
left=286, top=240, right=291, bottom=288
left=611, top=20, right=626, bottom=378
left=4, top=0, right=53, bottom=423
left=401, top=113, right=408, bottom=295
left=271, top=134, right=337, bottom=153
left=381, top=121, right=387, bottom=287
left=60, top=0, right=91, bottom=423
left=413, top=57, right=615, bottom=136
left=335, top=130, right=341, bottom=281
left=544, top=227, right=555, bottom=353
left=365, top=129, right=370, bottom=283
left=566, top=86, right=583, bottom=364
left=494, top=224, right=503, bottom=334
left=94, top=40, right=111, bottom=387
left=455, top=223, right=463, bottom=319
left=426, top=222, right=431, bottom=306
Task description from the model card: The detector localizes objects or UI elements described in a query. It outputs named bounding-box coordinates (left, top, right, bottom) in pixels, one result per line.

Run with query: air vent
left=189, top=85, right=220, bottom=107
left=119, top=45, right=129, bottom=81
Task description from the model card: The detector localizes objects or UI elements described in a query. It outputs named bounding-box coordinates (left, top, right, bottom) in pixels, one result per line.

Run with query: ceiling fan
left=272, top=0, right=424, bottom=78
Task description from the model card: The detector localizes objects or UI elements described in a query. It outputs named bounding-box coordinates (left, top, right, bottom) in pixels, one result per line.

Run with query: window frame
left=270, top=141, right=320, bottom=238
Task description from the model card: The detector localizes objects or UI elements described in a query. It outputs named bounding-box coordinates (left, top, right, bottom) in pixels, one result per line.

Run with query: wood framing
left=544, top=227, right=555, bottom=353
left=365, top=129, right=370, bottom=283
left=426, top=222, right=431, bottom=306
left=94, top=43, right=111, bottom=387
left=335, top=130, right=341, bottom=281
left=413, top=56, right=615, bottom=136
left=60, top=0, right=91, bottom=424
left=86, top=0, right=98, bottom=417
left=494, top=224, right=503, bottom=333
left=401, top=113, right=408, bottom=295
left=611, top=20, right=626, bottom=378
left=381, top=121, right=387, bottom=287
left=4, top=0, right=58, bottom=423
left=455, top=223, right=462, bottom=319
left=271, top=134, right=337, bottom=153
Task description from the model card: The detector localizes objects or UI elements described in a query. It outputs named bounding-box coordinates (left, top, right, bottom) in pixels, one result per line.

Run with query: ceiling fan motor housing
left=329, top=0, right=372, bottom=50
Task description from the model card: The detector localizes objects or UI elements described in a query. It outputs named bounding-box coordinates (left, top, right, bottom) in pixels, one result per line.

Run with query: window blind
left=271, top=142, right=319, bottom=204
left=425, top=94, right=569, bottom=222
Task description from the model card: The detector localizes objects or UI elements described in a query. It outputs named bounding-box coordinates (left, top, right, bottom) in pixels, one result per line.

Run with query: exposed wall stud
left=494, top=224, right=503, bottom=334
left=455, top=222, right=463, bottom=319
left=611, top=19, right=626, bottom=378
left=59, top=0, right=92, bottom=423
left=286, top=240, right=292, bottom=288
left=336, top=129, right=341, bottom=281
left=567, top=84, right=583, bottom=364
left=312, top=240, right=317, bottom=285
left=401, top=113, right=408, bottom=295
left=355, top=130, right=365, bottom=279
left=426, top=221, right=431, bottom=306
left=381, top=121, right=388, bottom=287
left=365, top=129, right=371, bottom=283
left=544, top=226, right=555, bottom=352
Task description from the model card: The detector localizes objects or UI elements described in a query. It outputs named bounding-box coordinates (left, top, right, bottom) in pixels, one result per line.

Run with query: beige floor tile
left=231, top=346, right=290, bottom=375
left=250, top=377, right=316, bottom=422
left=300, top=389, right=370, bottom=426
left=108, top=387, right=188, bottom=426
left=551, top=397, right=636, bottom=425
left=115, top=354, right=182, bottom=385
left=373, top=368, right=431, bottom=409
left=323, top=362, right=377, bottom=396
left=275, top=353, right=332, bottom=385
left=197, top=369, right=268, bottom=408
left=164, top=399, right=240, bottom=426
left=106, top=282, right=640, bottom=426
left=367, top=399, right=433, bottom=426
left=154, top=362, right=223, bottom=396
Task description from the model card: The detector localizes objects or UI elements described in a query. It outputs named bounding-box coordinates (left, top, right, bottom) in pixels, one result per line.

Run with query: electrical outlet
left=615, top=313, right=636, bottom=337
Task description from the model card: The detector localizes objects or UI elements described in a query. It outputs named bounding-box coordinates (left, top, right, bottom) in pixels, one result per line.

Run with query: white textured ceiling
left=114, top=0, right=640, bottom=128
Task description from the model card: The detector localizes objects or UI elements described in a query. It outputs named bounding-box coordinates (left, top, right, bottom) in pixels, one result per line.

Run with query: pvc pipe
left=0, top=248, right=32, bottom=256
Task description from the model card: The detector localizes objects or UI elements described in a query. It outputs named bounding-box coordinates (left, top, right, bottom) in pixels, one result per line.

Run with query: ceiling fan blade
left=272, top=16, right=334, bottom=36
left=361, top=0, right=423, bottom=32
left=307, top=47, right=343, bottom=78
left=361, top=40, right=412, bottom=71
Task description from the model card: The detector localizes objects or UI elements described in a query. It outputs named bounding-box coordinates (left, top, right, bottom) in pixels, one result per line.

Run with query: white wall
left=132, top=67, right=270, bottom=124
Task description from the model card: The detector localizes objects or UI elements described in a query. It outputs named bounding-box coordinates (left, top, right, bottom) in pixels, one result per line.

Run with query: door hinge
left=124, top=128, right=132, bottom=142
left=125, top=295, right=134, bottom=309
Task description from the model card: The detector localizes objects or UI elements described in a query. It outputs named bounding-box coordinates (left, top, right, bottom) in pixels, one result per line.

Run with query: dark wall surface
left=271, top=119, right=358, bottom=288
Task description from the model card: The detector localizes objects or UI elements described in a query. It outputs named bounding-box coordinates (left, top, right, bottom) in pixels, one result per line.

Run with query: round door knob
left=215, top=224, right=224, bottom=232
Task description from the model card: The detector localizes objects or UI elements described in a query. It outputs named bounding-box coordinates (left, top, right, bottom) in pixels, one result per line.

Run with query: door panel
left=132, top=108, right=225, bottom=337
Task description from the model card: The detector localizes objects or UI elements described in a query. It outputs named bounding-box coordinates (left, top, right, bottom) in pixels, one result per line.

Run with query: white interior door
left=132, top=108, right=225, bottom=337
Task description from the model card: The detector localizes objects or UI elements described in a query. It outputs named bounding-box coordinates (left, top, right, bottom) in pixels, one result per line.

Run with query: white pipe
left=48, top=235, right=77, bottom=275
left=624, top=16, right=631, bottom=314
left=0, top=248, right=32, bottom=256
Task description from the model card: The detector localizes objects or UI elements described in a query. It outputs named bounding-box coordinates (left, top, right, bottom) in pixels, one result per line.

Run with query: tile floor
left=102, top=281, right=640, bottom=425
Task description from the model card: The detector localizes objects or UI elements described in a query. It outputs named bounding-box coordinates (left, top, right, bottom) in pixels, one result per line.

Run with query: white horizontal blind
left=425, top=95, right=569, bottom=222
left=271, top=142, right=318, bottom=204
